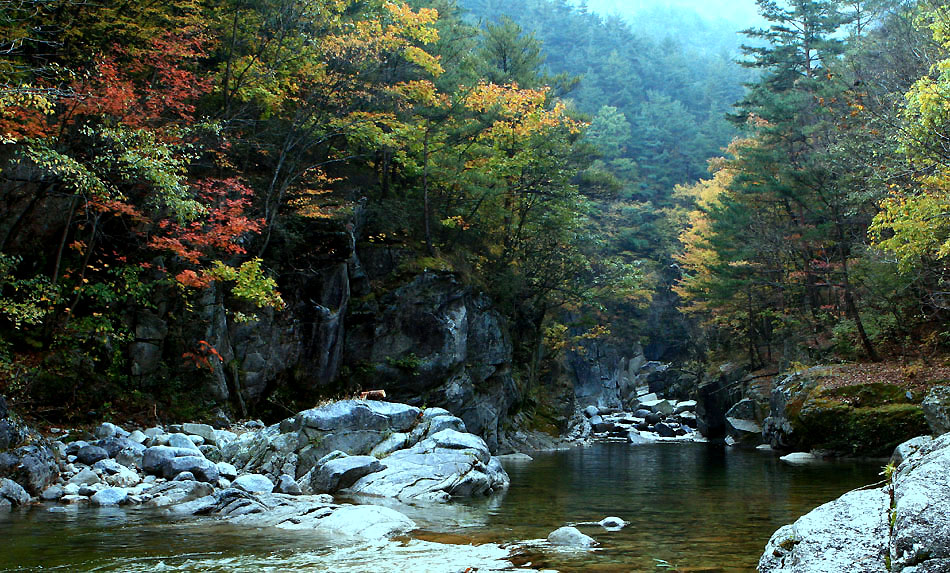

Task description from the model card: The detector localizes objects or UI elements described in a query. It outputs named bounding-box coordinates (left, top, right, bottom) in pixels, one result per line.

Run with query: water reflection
left=453, top=443, right=882, bottom=572
left=0, top=443, right=881, bottom=573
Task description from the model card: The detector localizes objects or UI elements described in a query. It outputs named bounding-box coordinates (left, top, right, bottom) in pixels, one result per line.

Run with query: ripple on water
left=73, top=541, right=530, bottom=573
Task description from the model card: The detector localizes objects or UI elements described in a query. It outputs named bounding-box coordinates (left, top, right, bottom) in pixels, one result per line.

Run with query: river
left=0, top=442, right=882, bottom=572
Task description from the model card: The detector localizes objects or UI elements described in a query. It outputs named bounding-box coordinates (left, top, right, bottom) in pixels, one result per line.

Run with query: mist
left=580, top=0, right=763, bottom=27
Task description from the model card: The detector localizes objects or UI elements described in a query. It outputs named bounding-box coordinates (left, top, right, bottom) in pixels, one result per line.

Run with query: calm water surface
left=0, top=442, right=882, bottom=572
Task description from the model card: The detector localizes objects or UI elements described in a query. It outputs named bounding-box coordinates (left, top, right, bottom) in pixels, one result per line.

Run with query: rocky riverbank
left=0, top=398, right=510, bottom=541
left=758, top=385, right=950, bottom=572
left=567, top=390, right=701, bottom=444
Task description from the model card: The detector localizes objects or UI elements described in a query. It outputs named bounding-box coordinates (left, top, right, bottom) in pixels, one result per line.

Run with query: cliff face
left=122, top=218, right=536, bottom=450
left=343, top=272, right=522, bottom=452
left=120, top=220, right=666, bottom=452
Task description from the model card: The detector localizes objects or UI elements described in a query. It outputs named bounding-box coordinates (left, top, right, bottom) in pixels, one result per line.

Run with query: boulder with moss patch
left=764, top=373, right=928, bottom=456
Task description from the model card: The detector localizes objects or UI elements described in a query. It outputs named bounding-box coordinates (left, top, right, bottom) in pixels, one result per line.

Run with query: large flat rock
left=891, top=433, right=950, bottom=570
left=758, top=488, right=890, bottom=573
left=349, top=429, right=508, bottom=501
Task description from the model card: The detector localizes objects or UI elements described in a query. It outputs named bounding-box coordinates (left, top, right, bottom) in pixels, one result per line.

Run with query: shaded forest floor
left=819, top=359, right=950, bottom=394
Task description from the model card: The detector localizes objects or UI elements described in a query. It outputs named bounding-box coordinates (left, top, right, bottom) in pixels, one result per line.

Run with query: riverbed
left=0, top=442, right=882, bottom=572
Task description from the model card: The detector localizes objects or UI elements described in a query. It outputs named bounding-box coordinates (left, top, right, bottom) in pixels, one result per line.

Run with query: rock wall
left=565, top=340, right=686, bottom=412
left=343, top=273, right=520, bottom=452
left=121, top=218, right=670, bottom=451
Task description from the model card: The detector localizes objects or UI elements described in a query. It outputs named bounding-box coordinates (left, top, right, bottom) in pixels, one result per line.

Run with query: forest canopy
left=1, top=0, right=948, bottom=420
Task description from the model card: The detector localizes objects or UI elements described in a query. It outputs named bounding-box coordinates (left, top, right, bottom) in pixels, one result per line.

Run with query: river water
left=0, top=442, right=882, bottom=572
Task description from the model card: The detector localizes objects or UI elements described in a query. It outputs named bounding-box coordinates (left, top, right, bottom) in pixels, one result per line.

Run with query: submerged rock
left=547, top=526, right=598, bottom=548
left=210, top=489, right=415, bottom=540
left=599, top=516, right=625, bottom=529
left=314, top=505, right=416, bottom=539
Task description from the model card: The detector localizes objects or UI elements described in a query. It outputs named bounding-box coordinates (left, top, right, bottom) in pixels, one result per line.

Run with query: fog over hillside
left=580, top=0, right=763, bottom=27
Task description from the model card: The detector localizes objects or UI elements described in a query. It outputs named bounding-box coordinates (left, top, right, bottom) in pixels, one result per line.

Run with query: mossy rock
left=791, top=383, right=929, bottom=456
left=822, top=382, right=913, bottom=407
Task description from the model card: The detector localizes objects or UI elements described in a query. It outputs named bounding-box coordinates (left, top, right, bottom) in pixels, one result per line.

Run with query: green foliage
left=0, top=255, right=60, bottom=329
left=385, top=353, right=423, bottom=372
left=209, top=259, right=284, bottom=310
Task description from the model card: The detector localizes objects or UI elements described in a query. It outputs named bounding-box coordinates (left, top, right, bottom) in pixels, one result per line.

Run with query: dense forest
left=1, top=0, right=949, bottom=423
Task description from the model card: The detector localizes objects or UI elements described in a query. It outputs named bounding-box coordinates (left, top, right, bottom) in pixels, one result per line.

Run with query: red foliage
left=182, top=340, right=224, bottom=370
left=69, top=30, right=213, bottom=127
left=148, top=177, right=262, bottom=269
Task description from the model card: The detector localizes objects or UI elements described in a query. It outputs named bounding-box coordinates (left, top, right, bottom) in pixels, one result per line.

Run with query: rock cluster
left=223, top=401, right=509, bottom=502
left=573, top=391, right=699, bottom=443
left=759, top=432, right=950, bottom=572
left=0, top=399, right=510, bottom=538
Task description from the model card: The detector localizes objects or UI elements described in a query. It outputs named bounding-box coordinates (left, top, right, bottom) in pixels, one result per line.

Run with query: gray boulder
left=76, top=445, right=109, bottom=465
left=891, top=436, right=933, bottom=467
left=641, top=399, right=674, bottom=416
left=725, top=398, right=764, bottom=448
left=182, top=423, right=216, bottom=443
left=314, top=504, right=416, bottom=539
left=654, top=422, right=676, bottom=438
left=891, top=433, right=950, bottom=570
left=127, top=430, right=148, bottom=444
left=211, top=489, right=415, bottom=540
left=216, top=461, right=238, bottom=480
left=370, top=433, right=409, bottom=458
left=212, top=429, right=237, bottom=446
left=95, top=437, right=146, bottom=459
left=40, top=484, right=65, bottom=501
left=167, top=433, right=203, bottom=452
left=599, top=516, right=625, bottom=529
left=0, top=478, right=31, bottom=507
left=312, top=455, right=383, bottom=493
left=547, top=526, right=598, bottom=548
left=0, top=444, right=59, bottom=495
left=922, top=386, right=950, bottom=435
left=758, top=488, right=889, bottom=573
left=349, top=429, right=508, bottom=501
left=90, top=487, right=128, bottom=507
left=780, top=452, right=821, bottom=465
left=146, top=480, right=215, bottom=508
left=673, top=400, right=697, bottom=415
left=68, top=467, right=100, bottom=485
left=143, top=446, right=203, bottom=475
left=726, top=417, right=763, bottom=448
left=277, top=400, right=421, bottom=474
left=277, top=474, right=303, bottom=495
left=94, top=422, right=128, bottom=439
left=198, top=445, right=222, bottom=462
left=232, top=474, right=274, bottom=494
left=161, top=456, right=220, bottom=483
left=93, top=459, right=140, bottom=487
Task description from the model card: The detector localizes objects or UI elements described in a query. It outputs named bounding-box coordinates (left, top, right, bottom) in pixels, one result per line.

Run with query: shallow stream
left=0, top=442, right=882, bottom=572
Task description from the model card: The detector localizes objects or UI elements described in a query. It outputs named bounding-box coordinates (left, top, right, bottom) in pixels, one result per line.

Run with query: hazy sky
left=581, top=0, right=763, bottom=27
